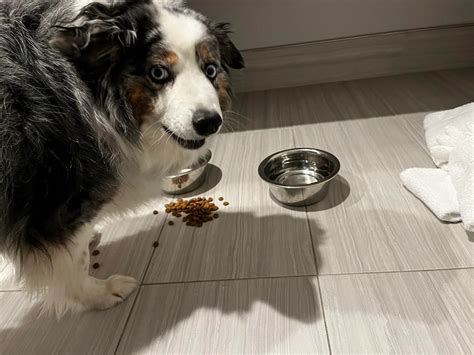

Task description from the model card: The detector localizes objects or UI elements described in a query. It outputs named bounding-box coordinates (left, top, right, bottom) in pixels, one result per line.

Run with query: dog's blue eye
left=205, top=64, right=218, bottom=79
left=150, top=66, right=170, bottom=83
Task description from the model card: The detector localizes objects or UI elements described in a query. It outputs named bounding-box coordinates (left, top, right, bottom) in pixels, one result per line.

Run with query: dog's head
left=51, top=0, right=244, bottom=171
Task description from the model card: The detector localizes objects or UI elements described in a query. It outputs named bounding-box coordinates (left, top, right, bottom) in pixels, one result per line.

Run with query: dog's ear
left=50, top=2, right=137, bottom=59
left=212, top=23, right=245, bottom=70
left=49, top=2, right=142, bottom=142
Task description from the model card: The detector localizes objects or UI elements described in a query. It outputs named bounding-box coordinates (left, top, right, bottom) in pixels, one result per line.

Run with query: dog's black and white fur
left=0, top=0, right=244, bottom=316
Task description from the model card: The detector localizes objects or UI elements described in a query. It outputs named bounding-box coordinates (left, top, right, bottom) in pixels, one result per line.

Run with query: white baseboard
left=232, top=24, right=474, bottom=93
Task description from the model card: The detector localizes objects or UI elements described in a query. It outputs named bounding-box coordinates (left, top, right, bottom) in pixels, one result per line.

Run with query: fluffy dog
left=0, top=0, right=244, bottom=316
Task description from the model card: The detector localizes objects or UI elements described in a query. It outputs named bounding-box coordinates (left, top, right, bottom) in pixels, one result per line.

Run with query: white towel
left=448, top=123, right=474, bottom=231
left=401, top=103, right=474, bottom=232
left=424, top=103, right=474, bottom=170
left=400, top=168, right=461, bottom=222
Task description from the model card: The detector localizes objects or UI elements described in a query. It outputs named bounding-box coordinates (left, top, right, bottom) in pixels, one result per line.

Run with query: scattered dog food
left=223, top=202, right=230, bottom=206
left=163, top=197, right=226, bottom=227
left=92, top=250, right=100, bottom=256
left=218, top=197, right=224, bottom=201
left=92, top=263, right=100, bottom=269
left=153, top=210, right=159, bottom=215
left=153, top=241, right=160, bottom=248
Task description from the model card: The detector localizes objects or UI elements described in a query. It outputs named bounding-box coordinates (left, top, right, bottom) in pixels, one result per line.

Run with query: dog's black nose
left=192, top=110, right=223, bottom=137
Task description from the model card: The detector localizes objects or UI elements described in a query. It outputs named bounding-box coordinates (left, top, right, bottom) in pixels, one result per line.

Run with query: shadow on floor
left=0, top=211, right=326, bottom=354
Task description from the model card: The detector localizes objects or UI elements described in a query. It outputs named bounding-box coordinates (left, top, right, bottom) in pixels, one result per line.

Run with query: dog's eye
left=150, top=66, right=170, bottom=83
left=205, top=64, right=218, bottom=79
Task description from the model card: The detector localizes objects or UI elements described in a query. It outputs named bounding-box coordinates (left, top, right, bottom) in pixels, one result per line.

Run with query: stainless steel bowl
left=258, top=148, right=340, bottom=207
left=162, top=150, right=212, bottom=195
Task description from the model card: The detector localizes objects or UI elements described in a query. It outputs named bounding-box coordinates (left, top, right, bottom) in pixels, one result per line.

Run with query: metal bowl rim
left=165, top=149, right=212, bottom=179
left=258, top=148, right=341, bottom=189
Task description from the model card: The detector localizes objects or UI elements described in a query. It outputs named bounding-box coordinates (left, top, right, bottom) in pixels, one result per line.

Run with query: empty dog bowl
left=162, top=150, right=212, bottom=195
left=258, top=148, right=340, bottom=207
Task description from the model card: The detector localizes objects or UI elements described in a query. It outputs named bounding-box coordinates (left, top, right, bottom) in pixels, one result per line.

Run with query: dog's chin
left=163, top=126, right=206, bottom=151
left=161, top=127, right=211, bottom=172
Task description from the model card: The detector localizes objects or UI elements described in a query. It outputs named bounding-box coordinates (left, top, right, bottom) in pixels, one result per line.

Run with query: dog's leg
left=20, top=223, right=138, bottom=316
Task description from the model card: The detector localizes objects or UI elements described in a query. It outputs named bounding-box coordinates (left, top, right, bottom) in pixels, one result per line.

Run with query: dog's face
left=52, top=0, right=244, bottom=171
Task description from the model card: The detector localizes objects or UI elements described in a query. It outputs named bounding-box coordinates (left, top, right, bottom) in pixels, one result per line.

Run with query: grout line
left=113, top=285, right=144, bottom=355
left=141, top=273, right=318, bottom=287
left=290, top=125, right=333, bottom=354
left=304, top=216, right=333, bottom=355
left=114, top=213, right=171, bottom=355
left=1, top=267, right=471, bottom=293
left=318, top=266, right=474, bottom=278
left=295, top=144, right=333, bottom=354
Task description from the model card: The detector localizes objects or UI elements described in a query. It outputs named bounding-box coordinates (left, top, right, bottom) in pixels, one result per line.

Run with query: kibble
left=92, top=263, right=100, bottom=269
left=218, top=197, right=224, bottom=201
left=168, top=221, right=175, bottom=226
left=164, top=197, right=224, bottom=228
left=153, top=210, right=159, bottom=215
left=92, top=250, right=100, bottom=256
left=153, top=241, right=159, bottom=248
left=223, top=202, right=230, bottom=206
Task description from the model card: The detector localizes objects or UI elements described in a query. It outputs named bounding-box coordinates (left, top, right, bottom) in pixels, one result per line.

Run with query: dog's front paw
left=106, top=275, right=138, bottom=300
left=87, top=275, right=138, bottom=310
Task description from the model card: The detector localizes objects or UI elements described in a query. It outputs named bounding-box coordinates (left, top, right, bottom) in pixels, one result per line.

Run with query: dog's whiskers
left=223, top=110, right=252, bottom=122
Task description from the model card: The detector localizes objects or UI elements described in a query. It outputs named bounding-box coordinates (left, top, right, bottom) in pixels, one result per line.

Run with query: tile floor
left=1, top=68, right=473, bottom=354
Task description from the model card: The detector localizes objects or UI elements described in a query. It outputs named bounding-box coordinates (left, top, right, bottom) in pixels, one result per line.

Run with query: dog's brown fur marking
left=215, top=74, right=231, bottom=110
left=196, top=40, right=219, bottom=65
left=196, top=40, right=232, bottom=110
left=151, top=50, right=178, bottom=67
left=127, top=78, right=155, bottom=127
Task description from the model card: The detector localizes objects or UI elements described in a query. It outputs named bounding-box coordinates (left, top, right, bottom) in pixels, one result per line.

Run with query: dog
left=0, top=0, right=244, bottom=316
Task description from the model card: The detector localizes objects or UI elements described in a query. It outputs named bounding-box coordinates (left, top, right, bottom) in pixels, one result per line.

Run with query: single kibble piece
left=153, top=241, right=159, bottom=248
left=168, top=221, right=175, bottom=226
left=223, top=202, right=230, bottom=206
left=213, top=213, right=219, bottom=219
left=218, top=197, right=224, bottom=201
left=92, top=263, right=100, bottom=269
left=92, top=250, right=100, bottom=256
left=153, top=210, right=159, bottom=215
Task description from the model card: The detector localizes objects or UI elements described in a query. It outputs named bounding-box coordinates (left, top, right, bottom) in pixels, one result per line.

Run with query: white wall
left=187, top=0, right=474, bottom=50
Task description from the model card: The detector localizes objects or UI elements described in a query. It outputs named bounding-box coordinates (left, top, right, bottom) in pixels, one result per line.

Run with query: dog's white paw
left=106, top=275, right=138, bottom=299
left=87, top=275, right=138, bottom=310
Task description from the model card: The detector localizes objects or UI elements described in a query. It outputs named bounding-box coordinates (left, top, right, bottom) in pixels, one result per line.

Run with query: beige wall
left=187, top=0, right=474, bottom=50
